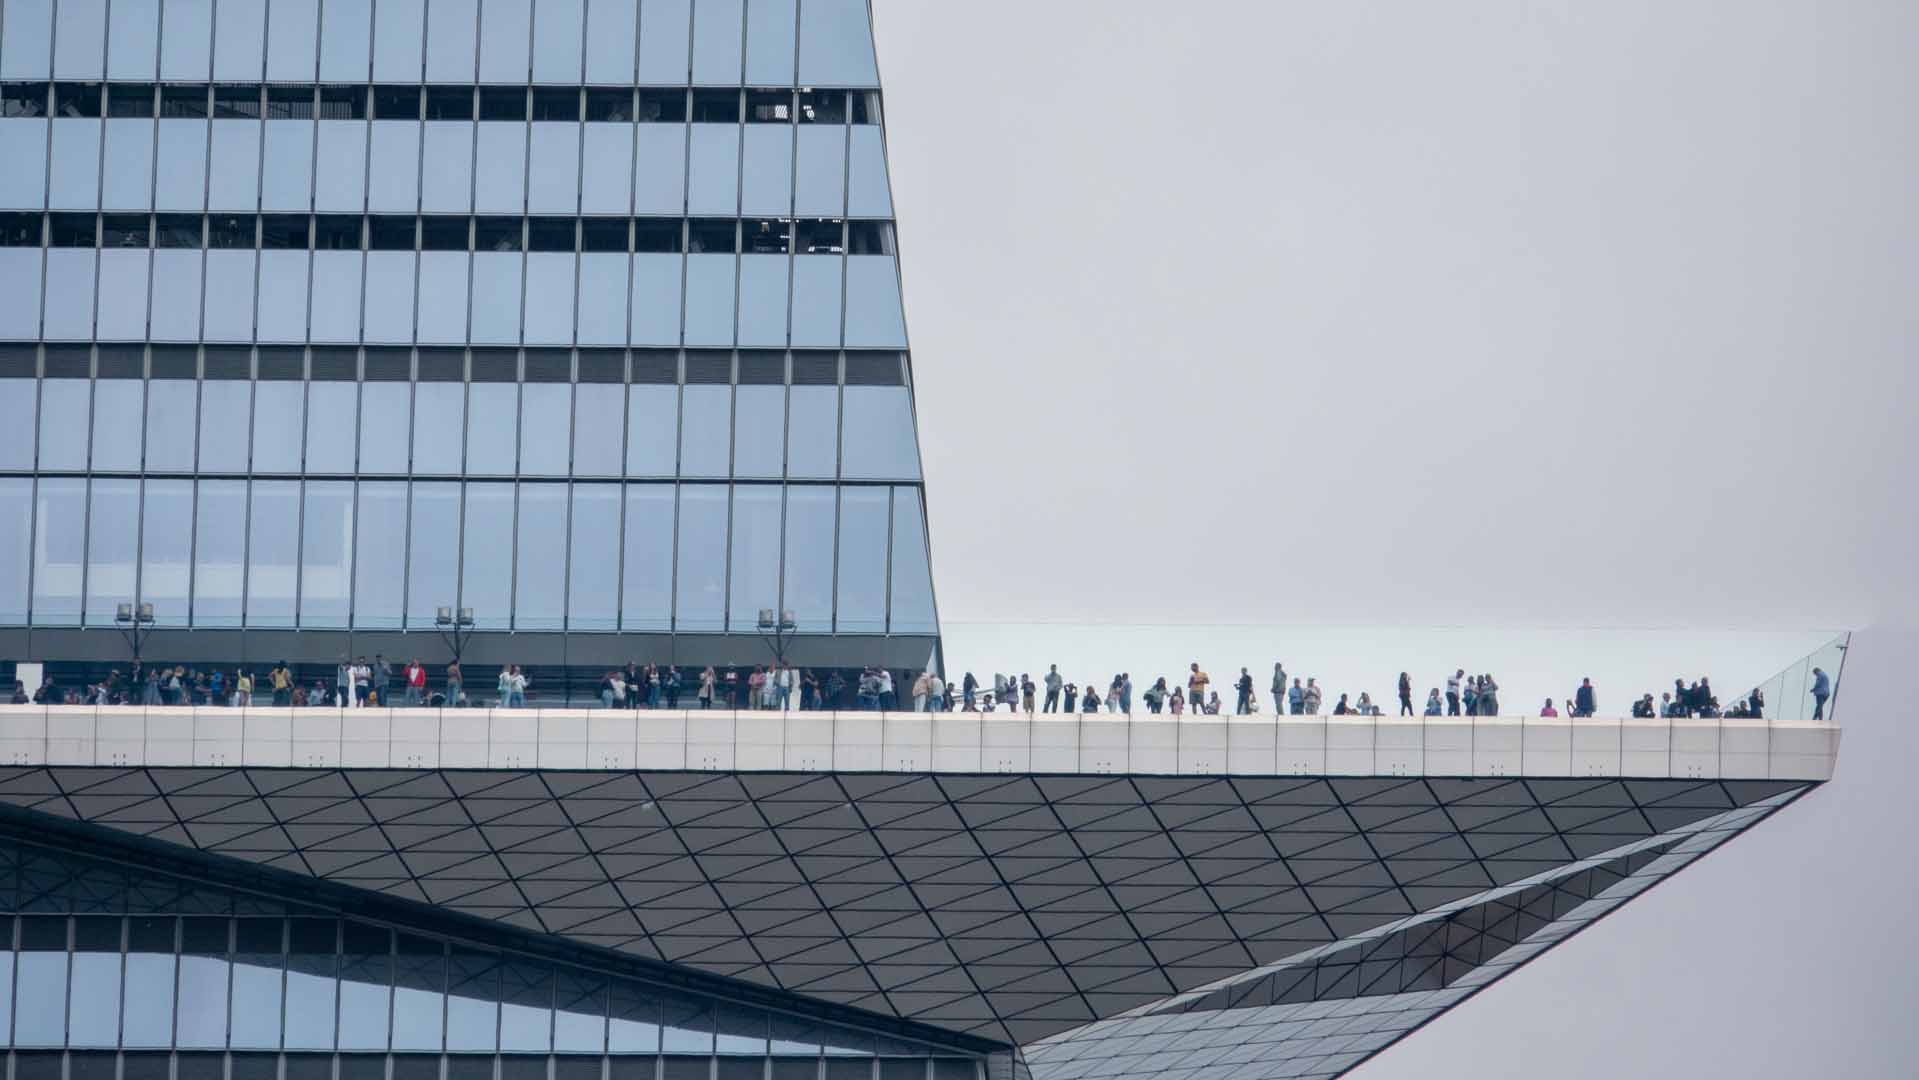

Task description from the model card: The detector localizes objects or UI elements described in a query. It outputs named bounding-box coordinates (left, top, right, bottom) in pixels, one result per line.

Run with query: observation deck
left=0, top=705, right=1842, bottom=782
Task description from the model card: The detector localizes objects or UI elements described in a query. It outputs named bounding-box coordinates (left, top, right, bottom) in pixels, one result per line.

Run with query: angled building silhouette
left=0, top=3, right=1844, bottom=1080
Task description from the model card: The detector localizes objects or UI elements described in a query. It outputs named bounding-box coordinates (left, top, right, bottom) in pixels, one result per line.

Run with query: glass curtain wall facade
left=0, top=821, right=994, bottom=1078
left=0, top=0, right=938, bottom=666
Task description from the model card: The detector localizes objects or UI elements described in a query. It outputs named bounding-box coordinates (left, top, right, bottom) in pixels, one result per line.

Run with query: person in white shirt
left=1446, top=669, right=1464, bottom=716
left=878, top=668, right=896, bottom=710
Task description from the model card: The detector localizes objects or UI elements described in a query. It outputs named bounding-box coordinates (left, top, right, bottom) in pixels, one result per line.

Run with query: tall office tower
left=0, top=0, right=937, bottom=692
left=0, top=6, right=1847, bottom=1080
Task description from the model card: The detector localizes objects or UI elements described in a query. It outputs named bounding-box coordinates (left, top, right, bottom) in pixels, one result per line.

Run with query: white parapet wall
left=0, top=706, right=1840, bottom=781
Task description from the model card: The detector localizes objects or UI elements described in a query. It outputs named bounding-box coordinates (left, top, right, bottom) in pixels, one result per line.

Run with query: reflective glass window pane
left=733, top=385, right=784, bottom=478
left=584, top=0, right=636, bottom=81
left=1, top=0, right=55, bottom=79
left=608, top=984, right=659, bottom=1054
left=674, top=484, right=726, bottom=631
left=0, top=378, right=34, bottom=468
left=461, top=482, right=515, bottom=628
left=192, top=479, right=247, bottom=625
left=321, top=0, right=374, bottom=80
left=213, top=0, right=266, bottom=78
left=284, top=918, right=338, bottom=1051
left=145, top=379, right=199, bottom=471
left=745, top=0, right=798, bottom=85
left=620, top=484, right=673, bottom=630
left=500, top=963, right=553, bottom=1053
left=727, top=485, right=780, bottom=630
left=781, top=486, right=833, bottom=626
left=267, top=0, right=320, bottom=80
left=840, top=386, right=921, bottom=480
left=716, top=1004, right=767, bottom=1055
left=14, top=917, right=69, bottom=1047
left=252, top=381, right=306, bottom=473
left=154, top=0, right=211, bottom=78
left=769, top=1015, right=822, bottom=1057
left=567, top=484, right=620, bottom=630
left=123, top=916, right=178, bottom=1049
left=139, top=478, right=195, bottom=626
left=514, top=483, right=566, bottom=629
left=787, top=385, right=837, bottom=478
left=426, top=0, right=479, bottom=81
left=352, top=481, right=407, bottom=628
left=91, top=377, right=145, bottom=470
left=520, top=383, right=572, bottom=475
left=573, top=387, right=623, bottom=477
left=479, top=0, right=531, bottom=81
left=413, top=382, right=466, bottom=473
left=554, top=970, right=606, bottom=1054
left=230, top=918, right=286, bottom=1050
left=306, top=382, right=360, bottom=472
left=69, top=917, right=123, bottom=1048
left=692, top=0, right=744, bottom=84
left=446, top=948, right=500, bottom=1053
left=844, top=256, right=906, bottom=347
left=835, top=486, right=887, bottom=632
left=176, top=917, right=231, bottom=1049
left=637, top=0, right=692, bottom=83
left=54, top=0, right=108, bottom=78
left=30, top=476, right=86, bottom=624
left=38, top=378, right=91, bottom=470
left=533, top=0, right=584, bottom=80
left=406, top=481, right=460, bottom=627
left=0, top=478, right=31, bottom=623
left=683, top=251, right=736, bottom=343
left=468, top=382, right=520, bottom=474
left=338, top=921, right=392, bottom=1052
left=680, top=385, right=731, bottom=477
left=392, top=933, right=446, bottom=1053
left=373, top=0, right=426, bottom=80
left=359, top=382, right=412, bottom=473
left=300, top=480, right=355, bottom=627
left=84, top=477, right=140, bottom=624
left=797, top=0, right=879, bottom=86
left=662, top=995, right=714, bottom=1054
left=246, top=480, right=300, bottom=625
left=626, top=385, right=678, bottom=477
left=889, top=487, right=936, bottom=634
left=198, top=379, right=253, bottom=470
left=821, top=1027, right=873, bottom=1057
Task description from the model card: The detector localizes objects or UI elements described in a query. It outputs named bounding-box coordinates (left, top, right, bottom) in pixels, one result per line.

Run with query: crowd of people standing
left=13, top=657, right=1835, bottom=723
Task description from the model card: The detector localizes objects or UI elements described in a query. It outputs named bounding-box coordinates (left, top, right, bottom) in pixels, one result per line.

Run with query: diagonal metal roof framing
left=0, top=766, right=1805, bottom=1046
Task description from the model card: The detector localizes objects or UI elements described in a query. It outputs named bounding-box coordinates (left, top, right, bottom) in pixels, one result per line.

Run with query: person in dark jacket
left=1235, top=668, right=1254, bottom=714
left=1398, top=672, right=1414, bottom=716
left=1574, top=678, right=1596, bottom=717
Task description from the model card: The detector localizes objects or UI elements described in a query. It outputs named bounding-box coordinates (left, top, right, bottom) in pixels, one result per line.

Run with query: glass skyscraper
left=0, top=0, right=938, bottom=689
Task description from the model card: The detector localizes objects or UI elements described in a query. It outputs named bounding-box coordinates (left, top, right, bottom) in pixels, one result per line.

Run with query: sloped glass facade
left=0, top=0, right=936, bottom=663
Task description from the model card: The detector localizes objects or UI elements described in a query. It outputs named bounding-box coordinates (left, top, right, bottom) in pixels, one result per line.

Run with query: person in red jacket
left=404, top=658, right=427, bottom=706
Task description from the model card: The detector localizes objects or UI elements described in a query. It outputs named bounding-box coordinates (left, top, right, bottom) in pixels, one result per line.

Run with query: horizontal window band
left=0, top=214, right=897, bottom=256
left=0, top=346, right=908, bottom=387
left=0, top=83, right=881, bottom=124
left=0, top=473, right=922, bottom=488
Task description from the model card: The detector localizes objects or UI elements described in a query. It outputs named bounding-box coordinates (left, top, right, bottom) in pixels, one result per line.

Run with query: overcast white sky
left=869, top=1, right=1917, bottom=1074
